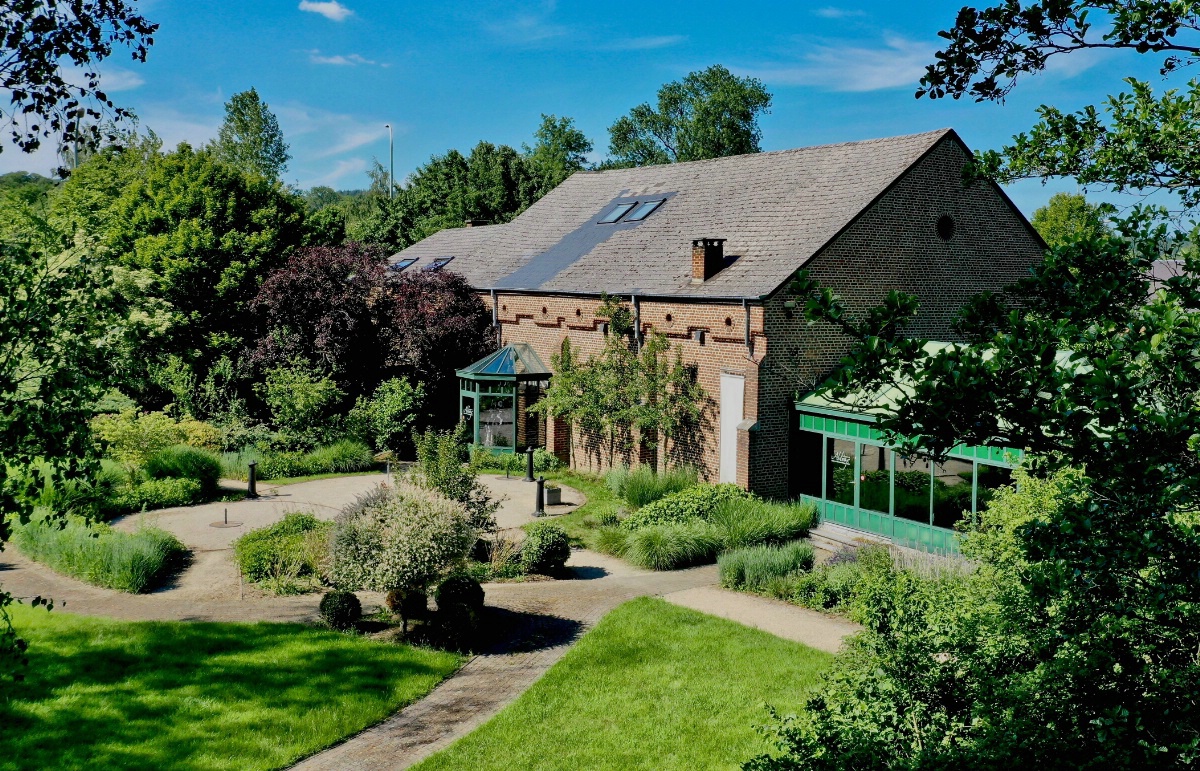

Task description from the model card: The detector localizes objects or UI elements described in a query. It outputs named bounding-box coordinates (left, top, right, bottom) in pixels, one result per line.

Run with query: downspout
left=742, top=298, right=752, bottom=354
left=632, top=294, right=642, bottom=350
left=491, top=289, right=500, bottom=345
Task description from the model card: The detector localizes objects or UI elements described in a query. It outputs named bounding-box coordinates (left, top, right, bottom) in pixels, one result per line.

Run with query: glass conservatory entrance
left=457, top=343, right=552, bottom=454
left=791, top=398, right=1022, bottom=553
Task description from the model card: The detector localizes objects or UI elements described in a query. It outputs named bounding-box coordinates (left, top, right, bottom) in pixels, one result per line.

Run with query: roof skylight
left=389, top=258, right=417, bottom=271
left=599, top=202, right=637, bottom=224
left=424, top=257, right=454, bottom=271
left=624, top=199, right=665, bottom=222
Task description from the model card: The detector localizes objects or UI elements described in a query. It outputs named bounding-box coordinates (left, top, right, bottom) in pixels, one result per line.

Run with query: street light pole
left=383, top=123, right=394, bottom=200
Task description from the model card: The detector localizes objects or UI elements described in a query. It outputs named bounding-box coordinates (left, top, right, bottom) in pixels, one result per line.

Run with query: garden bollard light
left=525, top=446, right=535, bottom=482
left=535, top=475, right=546, bottom=517
left=248, top=461, right=258, bottom=499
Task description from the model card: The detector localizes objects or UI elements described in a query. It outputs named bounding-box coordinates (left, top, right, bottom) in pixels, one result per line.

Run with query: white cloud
left=304, top=157, right=368, bottom=188
left=813, top=7, right=865, bottom=18
left=298, top=1, right=353, bottom=22
left=603, top=35, right=687, bottom=51
left=63, top=66, right=146, bottom=93
left=485, top=13, right=570, bottom=44
left=273, top=103, right=391, bottom=159
left=741, top=34, right=935, bottom=92
left=307, top=49, right=382, bottom=66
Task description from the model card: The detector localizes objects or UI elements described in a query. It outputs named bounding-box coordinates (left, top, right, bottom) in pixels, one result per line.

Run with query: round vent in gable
left=936, top=214, right=956, bottom=241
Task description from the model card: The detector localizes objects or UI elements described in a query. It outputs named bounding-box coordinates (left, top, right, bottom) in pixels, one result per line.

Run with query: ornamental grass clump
left=621, top=521, right=722, bottom=570
left=332, top=481, right=476, bottom=630
left=718, top=541, right=816, bottom=591
left=709, top=498, right=817, bottom=550
left=144, top=445, right=222, bottom=496
left=11, top=517, right=186, bottom=593
left=606, top=465, right=698, bottom=509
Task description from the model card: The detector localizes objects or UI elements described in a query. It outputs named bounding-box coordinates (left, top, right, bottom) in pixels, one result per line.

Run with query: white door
left=719, top=373, right=745, bottom=483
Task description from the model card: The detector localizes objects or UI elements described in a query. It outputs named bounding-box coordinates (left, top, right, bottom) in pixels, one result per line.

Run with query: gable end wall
left=754, top=137, right=1044, bottom=498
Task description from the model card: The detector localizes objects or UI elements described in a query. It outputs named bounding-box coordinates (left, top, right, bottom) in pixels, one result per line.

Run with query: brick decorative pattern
left=472, top=138, right=1041, bottom=496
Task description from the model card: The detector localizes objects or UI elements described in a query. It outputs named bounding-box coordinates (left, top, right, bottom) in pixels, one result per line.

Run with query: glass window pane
left=479, top=394, right=514, bottom=448
left=599, top=202, right=637, bottom=223
left=859, top=444, right=891, bottom=513
left=894, top=453, right=932, bottom=523
left=625, top=199, right=664, bottom=221
left=789, top=429, right=823, bottom=498
left=977, top=463, right=1015, bottom=512
left=825, top=438, right=855, bottom=506
left=390, top=258, right=416, bottom=272
left=933, top=458, right=974, bottom=528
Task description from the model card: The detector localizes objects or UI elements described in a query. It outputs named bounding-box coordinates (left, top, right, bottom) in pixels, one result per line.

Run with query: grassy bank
left=1, top=605, right=462, bottom=771
left=414, top=597, right=833, bottom=771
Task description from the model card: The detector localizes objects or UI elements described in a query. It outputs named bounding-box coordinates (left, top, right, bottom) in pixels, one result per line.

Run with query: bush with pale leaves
left=331, top=481, right=475, bottom=595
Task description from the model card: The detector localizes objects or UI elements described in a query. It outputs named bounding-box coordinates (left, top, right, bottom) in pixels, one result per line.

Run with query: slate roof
left=389, top=129, right=956, bottom=299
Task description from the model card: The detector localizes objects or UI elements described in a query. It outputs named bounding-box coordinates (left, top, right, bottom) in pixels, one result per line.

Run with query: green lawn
left=1, top=605, right=462, bottom=771
left=414, top=597, right=834, bottom=771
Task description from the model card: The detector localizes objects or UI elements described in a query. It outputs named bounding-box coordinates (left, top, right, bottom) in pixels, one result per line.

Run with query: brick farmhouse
left=389, top=129, right=1044, bottom=500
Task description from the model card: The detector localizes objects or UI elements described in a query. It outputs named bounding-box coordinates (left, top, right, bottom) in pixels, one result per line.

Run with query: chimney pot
left=691, top=238, right=727, bottom=283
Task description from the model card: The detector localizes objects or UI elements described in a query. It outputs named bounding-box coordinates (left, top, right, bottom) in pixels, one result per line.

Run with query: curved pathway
left=1, top=473, right=860, bottom=770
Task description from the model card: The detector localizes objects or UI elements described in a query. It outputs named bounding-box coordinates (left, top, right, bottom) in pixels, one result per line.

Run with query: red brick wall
left=753, top=137, right=1045, bottom=498
left=487, top=293, right=765, bottom=484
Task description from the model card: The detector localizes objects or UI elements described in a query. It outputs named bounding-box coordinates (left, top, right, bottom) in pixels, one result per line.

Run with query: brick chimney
left=691, top=238, right=726, bottom=283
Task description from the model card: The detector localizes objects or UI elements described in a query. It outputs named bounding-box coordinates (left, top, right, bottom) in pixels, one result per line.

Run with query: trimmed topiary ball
left=521, top=521, right=571, bottom=575
left=319, top=590, right=362, bottom=630
left=436, top=574, right=485, bottom=612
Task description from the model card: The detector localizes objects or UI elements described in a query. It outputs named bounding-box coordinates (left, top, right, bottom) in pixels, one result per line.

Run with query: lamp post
left=383, top=123, right=394, bottom=200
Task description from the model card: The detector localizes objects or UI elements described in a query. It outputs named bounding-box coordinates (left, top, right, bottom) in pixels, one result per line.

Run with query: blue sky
left=3, top=0, right=1177, bottom=215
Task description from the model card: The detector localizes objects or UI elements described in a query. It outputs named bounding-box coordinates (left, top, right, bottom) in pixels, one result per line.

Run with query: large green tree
left=212, top=88, right=291, bottom=181
left=1031, top=192, right=1111, bottom=248
left=607, top=65, right=772, bottom=167
left=525, top=114, right=593, bottom=195
left=339, top=115, right=595, bottom=252
left=753, top=2, right=1200, bottom=768
left=102, top=143, right=304, bottom=406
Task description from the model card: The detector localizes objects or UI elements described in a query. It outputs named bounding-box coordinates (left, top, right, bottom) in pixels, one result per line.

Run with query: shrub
left=520, top=522, right=571, bottom=574
left=718, top=541, right=816, bottom=591
left=234, top=512, right=332, bottom=592
left=319, top=590, right=362, bottom=630
left=606, top=465, right=698, bottom=509
left=113, top=477, right=203, bottom=512
left=331, top=481, right=476, bottom=619
left=305, top=440, right=375, bottom=474
left=436, top=574, right=485, bottom=612
left=622, top=521, right=722, bottom=570
left=620, top=483, right=752, bottom=531
left=144, top=445, right=222, bottom=495
left=413, top=425, right=498, bottom=532
left=709, top=499, right=817, bottom=550
left=91, top=409, right=186, bottom=469
left=36, top=464, right=125, bottom=520
left=347, top=377, right=425, bottom=455
left=255, top=451, right=313, bottom=481
left=258, top=363, right=344, bottom=451
left=470, top=446, right=561, bottom=474
left=789, top=562, right=866, bottom=610
left=11, top=517, right=186, bottom=592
